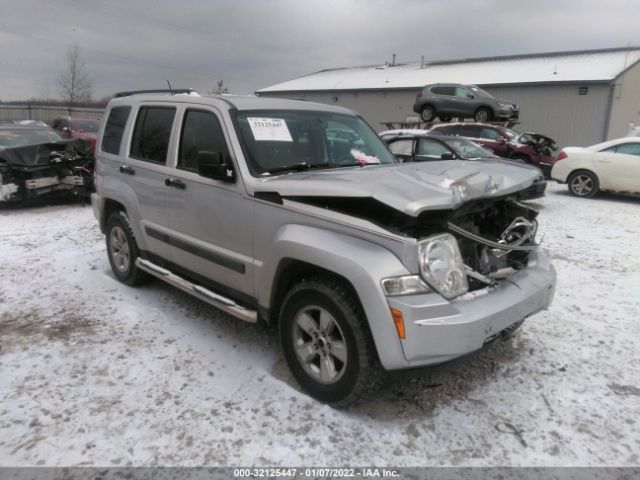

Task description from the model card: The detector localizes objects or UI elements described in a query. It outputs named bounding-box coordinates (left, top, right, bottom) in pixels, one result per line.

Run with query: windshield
left=69, top=119, right=100, bottom=133
left=444, top=138, right=497, bottom=159
left=235, top=110, right=396, bottom=176
left=468, top=86, right=495, bottom=99
left=0, top=128, right=62, bottom=149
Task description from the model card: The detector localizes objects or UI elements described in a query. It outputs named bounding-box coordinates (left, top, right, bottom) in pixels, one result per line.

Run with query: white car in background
left=551, top=137, right=640, bottom=197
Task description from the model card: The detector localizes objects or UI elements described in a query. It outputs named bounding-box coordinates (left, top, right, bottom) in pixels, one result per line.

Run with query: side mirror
left=197, top=151, right=235, bottom=182
left=498, top=135, right=508, bottom=144
left=467, top=94, right=475, bottom=99
left=440, top=151, right=456, bottom=160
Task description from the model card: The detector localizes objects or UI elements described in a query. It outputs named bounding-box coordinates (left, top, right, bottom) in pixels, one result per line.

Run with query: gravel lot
left=1, top=182, right=639, bottom=467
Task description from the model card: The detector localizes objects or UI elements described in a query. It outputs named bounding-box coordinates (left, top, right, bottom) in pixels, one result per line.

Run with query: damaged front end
left=444, top=198, right=539, bottom=292
left=406, top=195, right=541, bottom=299
left=0, top=139, right=93, bottom=203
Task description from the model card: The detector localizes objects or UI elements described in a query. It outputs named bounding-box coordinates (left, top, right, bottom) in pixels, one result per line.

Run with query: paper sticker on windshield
left=247, top=117, right=293, bottom=142
left=350, top=149, right=380, bottom=165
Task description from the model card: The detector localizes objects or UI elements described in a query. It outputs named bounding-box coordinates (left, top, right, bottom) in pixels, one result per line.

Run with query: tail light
left=416, top=90, right=423, bottom=98
left=93, top=161, right=98, bottom=194
left=557, top=151, right=568, bottom=161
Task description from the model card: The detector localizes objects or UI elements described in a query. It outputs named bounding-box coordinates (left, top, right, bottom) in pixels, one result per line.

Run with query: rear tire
left=106, top=211, right=150, bottom=286
left=279, top=278, right=381, bottom=407
left=568, top=170, right=599, bottom=198
left=420, top=105, right=436, bottom=122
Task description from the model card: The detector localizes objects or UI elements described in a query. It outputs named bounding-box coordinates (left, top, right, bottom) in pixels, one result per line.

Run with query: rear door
left=123, top=104, right=177, bottom=261
left=162, top=105, right=254, bottom=298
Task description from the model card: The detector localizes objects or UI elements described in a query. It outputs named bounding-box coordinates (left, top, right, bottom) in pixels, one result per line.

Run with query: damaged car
left=0, top=124, right=94, bottom=203
left=379, top=130, right=546, bottom=199
left=429, top=122, right=558, bottom=176
left=92, top=91, right=556, bottom=405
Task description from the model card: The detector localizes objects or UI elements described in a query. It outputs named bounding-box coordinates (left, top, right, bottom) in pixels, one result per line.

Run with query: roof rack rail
left=114, top=89, right=196, bottom=98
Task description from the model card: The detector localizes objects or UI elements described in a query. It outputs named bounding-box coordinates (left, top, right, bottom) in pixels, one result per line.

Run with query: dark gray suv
left=413, top=84, right=519, bottom=123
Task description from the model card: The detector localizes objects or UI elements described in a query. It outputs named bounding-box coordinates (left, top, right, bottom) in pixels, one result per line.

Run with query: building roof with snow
left=258, top=47, right=640, bottom=93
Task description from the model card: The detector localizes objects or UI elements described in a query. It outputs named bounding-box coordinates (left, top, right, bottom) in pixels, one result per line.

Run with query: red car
left=52, top=117, right=100, bottom=154
left=429, top=122, right=558, bottom=176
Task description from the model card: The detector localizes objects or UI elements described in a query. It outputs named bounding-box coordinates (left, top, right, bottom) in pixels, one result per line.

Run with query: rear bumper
left=386, top=248, right=555, bottom=368
left=91, top=193, right=100, bottom=222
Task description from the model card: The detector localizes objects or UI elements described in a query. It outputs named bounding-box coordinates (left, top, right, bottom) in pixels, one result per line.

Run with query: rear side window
left=387, top=139, right=414, bottom=155
left=130, top=106, right=176, bottom=163
left=178, top=109, right=231, bottom=172
left=101, top=106, right=131, bottom=155
left=430, top=86, right=455, bottom=96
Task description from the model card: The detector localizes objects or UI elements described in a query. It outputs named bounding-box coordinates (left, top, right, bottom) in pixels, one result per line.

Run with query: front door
left=163, top=105, right=254, bottom=298
left=597, top=142, right=640, bottom=192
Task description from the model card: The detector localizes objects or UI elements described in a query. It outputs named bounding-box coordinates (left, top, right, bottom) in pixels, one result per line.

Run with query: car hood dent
left=253, top=161, right=539, bottom=216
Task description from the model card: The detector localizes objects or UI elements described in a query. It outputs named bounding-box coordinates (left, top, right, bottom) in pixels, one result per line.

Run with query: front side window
left=235, top=110, right=396, bottom=176
left=479, top=127, right=501, bottom=140
left=607, top=143, right=640, bottom=157
left=178, top=109, right=231, bottom=172
left=454, top=87, right=470, bottom=97
left=101, top=106, right=131, bottom=155
left=468, top=86, right=495, bottom=99
left=445, top=138, right=495, bottom=158
left=130, top=106, right=176, bottom=163
left=417, top=139, right=450, bottom=157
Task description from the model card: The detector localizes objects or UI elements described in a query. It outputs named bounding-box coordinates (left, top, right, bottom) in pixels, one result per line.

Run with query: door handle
left=598, top=159, right=611, bottom=163
left=165, top=177, right=186, bottom=189
left=119, top=165, right=135, bottom=175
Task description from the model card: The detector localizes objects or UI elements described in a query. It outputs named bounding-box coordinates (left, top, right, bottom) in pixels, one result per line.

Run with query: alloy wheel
left=292, top=305, right=348, bottom=384
left=109, top=226, right=131, bottom=272
left=570, top=174, right=595, bottom=196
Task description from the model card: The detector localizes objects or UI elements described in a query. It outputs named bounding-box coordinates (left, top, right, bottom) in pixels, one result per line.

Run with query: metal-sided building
left=257, top=47, right=640, bottom=149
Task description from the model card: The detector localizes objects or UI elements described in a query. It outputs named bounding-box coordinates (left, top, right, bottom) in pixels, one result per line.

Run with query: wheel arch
left=100, top=198, right=127, bottom=233
left=257, top=224, right=412, bottom=370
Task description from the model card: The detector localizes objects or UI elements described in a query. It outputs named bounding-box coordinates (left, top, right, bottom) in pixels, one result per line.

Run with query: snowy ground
left=0, top=182, right=639, bottom=467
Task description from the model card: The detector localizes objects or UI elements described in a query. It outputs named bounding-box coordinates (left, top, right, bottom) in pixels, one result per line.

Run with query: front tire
left=279, top=278, right=380, bottom=406
left=568, top=170, right=599, bottom=198
left=106, top=211, right=150, bottom=285
left=474, top=107, right=493, bottom=122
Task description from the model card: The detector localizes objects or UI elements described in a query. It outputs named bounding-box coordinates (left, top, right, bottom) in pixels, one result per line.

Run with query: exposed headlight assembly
left=418, top=233, right=468, bottom=299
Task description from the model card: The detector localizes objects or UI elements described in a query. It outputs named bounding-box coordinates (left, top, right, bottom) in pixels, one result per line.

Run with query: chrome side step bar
left=136, top=258, right=258, bottom=324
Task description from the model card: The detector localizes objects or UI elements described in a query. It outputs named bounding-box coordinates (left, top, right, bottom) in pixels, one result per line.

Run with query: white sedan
left=551, top=137, right=640, bottom=197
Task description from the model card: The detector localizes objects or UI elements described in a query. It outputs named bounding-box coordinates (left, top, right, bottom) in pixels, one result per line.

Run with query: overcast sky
left=1, top=0, right=639, bottom=101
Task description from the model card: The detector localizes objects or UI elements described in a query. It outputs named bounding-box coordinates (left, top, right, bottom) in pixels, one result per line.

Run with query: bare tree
left=208, top=80, right=230, bottom=95
left=58, top=44, right=93, bottom=108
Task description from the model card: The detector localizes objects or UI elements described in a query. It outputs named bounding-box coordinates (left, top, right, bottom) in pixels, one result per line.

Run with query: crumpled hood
left=254, top=160, right=539, bottom=216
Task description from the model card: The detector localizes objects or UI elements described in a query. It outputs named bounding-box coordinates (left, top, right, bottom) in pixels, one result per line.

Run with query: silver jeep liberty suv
left=92, top=89, right=555, bottom=405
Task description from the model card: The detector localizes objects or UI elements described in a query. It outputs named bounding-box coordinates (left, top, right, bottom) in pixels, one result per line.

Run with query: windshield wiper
left=264, top=162, right=329, bottom=175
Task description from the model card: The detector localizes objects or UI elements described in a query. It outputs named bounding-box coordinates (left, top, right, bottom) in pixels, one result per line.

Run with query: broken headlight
left=418, top=233, right=468, bottom=299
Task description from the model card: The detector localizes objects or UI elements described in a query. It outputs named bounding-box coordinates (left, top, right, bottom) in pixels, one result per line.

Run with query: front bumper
left=386, top=248, right=555, bottom=368
left=497, top=109, right=519, bottom=120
